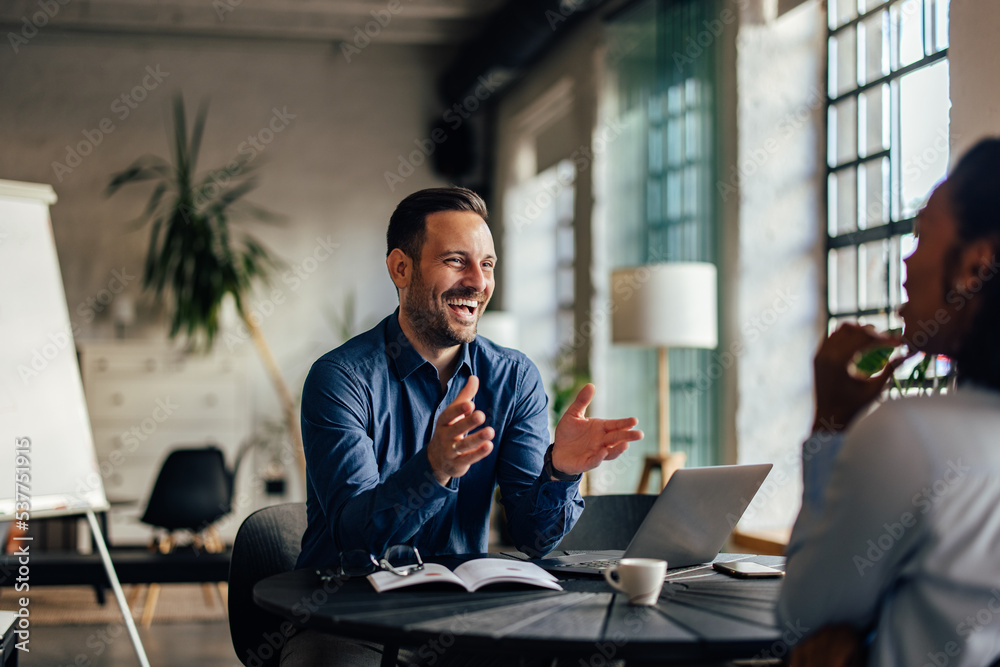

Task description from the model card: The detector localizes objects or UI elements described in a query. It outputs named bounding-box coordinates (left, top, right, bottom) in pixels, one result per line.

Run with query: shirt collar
left=385, top=309, right=473, bottom=382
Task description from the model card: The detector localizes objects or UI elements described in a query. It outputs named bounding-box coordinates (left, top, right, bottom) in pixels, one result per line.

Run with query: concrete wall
left=0, top=30, right=452, bottom=502
left=732, top=0, right=827, bottom=530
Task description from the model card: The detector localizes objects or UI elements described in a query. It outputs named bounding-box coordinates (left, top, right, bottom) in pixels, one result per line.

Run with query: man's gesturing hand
left=427, top=375, right=495, bottom=486
left=551, top=383, right=643, bottom=476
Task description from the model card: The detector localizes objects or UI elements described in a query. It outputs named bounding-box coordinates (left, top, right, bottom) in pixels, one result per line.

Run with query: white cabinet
left=78, top=340, right=253, bottom=546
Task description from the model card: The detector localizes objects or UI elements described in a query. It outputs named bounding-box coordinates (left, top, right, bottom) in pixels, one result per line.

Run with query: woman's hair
left=947, top=138, right=1000, bottom=389
left=386, top=187, right=488, bottom=260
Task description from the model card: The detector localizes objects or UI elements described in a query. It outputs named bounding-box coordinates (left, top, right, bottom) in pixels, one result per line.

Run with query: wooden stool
left=636, top=451, right=687, bottom=494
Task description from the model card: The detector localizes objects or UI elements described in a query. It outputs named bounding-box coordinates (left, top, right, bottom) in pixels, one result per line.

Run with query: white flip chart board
left=0, top=179, right=108, bottom=517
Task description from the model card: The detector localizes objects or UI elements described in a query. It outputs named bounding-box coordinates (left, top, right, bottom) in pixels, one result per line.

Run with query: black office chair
left=135, top=445, right=235, bottom=626
left=554, top=494, right=658, bottom=551
left=228, top=502, right=307, bottom=667
left=141, top=445, right=233, bottom=553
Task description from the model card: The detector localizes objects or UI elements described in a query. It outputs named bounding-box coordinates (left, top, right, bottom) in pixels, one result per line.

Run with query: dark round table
left=254, top=554, right=789, bottom=666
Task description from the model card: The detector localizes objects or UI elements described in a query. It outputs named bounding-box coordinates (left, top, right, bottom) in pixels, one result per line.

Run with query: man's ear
left=387, top=248, right=412, bottom=290
left=956, top=239, right=999, bottom=294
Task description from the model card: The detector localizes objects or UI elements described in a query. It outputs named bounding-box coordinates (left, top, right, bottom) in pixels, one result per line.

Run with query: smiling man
left=296, top=187, right=642, bottom=580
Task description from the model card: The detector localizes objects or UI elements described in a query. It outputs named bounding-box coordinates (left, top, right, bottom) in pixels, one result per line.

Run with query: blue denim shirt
left=296, top=310, right=583, bottom=569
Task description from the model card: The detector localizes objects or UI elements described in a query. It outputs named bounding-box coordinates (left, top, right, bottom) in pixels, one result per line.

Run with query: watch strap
left=543, top=444, right=581, bottom=482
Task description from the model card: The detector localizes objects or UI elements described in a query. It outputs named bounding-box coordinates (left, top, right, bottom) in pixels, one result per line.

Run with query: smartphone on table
left=712, top=561, right=785, bottom=578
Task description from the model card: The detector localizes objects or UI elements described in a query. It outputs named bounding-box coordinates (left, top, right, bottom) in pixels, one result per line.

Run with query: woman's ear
left=955, top=239, right=999, bottom=295
left=386, top=248, right=412, bottom=290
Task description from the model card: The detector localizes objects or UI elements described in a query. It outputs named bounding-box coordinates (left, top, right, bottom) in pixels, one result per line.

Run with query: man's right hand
left=427, top=375, right=494, bottom=486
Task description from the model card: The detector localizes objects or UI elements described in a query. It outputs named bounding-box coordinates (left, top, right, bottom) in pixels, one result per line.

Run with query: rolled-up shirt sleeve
left=495, top=360, right=584, bottom=558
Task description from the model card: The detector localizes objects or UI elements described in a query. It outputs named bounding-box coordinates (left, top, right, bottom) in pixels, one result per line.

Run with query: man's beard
left=402, top=267, right=485, bottom=350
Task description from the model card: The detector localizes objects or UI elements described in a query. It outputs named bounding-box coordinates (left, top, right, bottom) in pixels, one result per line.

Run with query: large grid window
left=826, top=0, right=950, bottom=341
left=602, top=0, right=721, bottom=479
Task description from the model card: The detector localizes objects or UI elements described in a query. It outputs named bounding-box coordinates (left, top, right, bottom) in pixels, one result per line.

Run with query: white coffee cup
left=603, top=558, right=667, bottom=606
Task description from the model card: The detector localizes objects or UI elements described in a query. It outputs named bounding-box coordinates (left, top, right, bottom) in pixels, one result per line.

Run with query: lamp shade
left=611, top=262, right=718, bottom=349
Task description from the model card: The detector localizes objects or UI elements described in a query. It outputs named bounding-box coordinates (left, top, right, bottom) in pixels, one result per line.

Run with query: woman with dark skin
left=779, top=138, right=1000, bottom=667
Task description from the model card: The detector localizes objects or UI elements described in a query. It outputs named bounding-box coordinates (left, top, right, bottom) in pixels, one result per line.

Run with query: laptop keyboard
left=569, top=559, right=619, bottom=571
left=560, top=558, right=709, bottom=576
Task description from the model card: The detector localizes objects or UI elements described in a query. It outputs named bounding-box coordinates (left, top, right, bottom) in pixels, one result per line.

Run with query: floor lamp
left=611, top=262, right=718, bottom=493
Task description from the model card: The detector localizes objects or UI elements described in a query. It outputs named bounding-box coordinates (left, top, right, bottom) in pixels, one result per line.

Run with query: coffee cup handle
left=604, top=566, right=627, bottom=593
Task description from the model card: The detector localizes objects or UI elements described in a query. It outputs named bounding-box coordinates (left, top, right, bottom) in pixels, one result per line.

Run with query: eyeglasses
left=335, top=544, right=424, bottom=578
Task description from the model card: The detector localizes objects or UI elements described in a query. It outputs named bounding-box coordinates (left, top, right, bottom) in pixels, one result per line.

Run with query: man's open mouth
left=445, top=297, right=479, bottom=319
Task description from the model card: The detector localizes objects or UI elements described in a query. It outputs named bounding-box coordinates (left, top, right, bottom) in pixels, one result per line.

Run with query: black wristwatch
left=543, top=444, right=581, bottom=482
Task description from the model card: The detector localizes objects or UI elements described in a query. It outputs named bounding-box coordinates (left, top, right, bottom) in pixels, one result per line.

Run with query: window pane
left=666, top=171, right=681, bottom=219
left=830, top=167, right=858, bottom=235
left=828, top=173, right=838, bottom=237
left=830, top=97, right=858, bottom=167
left=859, top=84, right=889, bottom=157
left=857, top=312, right=890, bottom=331
left=900, top=60, right=950, bottom=217
left=648, top=127, right=663, bottom=172
left=859, top=239, right=889, bottom=311
left=667, top=116, right=683, bottom=167
left=832, top=29, right=859, bottom=98
left=829, top=0, right=858, bottom=30
left=933, top=0, right=950, bottom=51
left=861, top=0, right=888, bottom=12
left=829, top=246, right=858, bottom=314
left=859, top=157, right=889, bottom=229
left=557, top=266, right=574, bottom=306
left=859, top=11, right=889, bottom=86
left=829, top=315, right=856, bottom=335
left=896, top=0, right=924, bottom=67
left=683, top=165, right=698, bottom=217
left=557, top=226, right=574, bottom=262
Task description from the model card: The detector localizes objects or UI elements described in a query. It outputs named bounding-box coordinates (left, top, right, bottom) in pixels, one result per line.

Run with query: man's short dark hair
left=386, top=187, right=488, bottom=259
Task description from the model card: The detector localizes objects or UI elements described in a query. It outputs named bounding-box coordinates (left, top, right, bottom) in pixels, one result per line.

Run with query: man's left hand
left=551, top=383, right=643, bottom=476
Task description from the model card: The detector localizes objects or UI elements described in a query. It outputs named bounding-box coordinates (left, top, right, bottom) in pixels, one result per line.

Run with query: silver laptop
left=533, top=463, right=773, bottom=575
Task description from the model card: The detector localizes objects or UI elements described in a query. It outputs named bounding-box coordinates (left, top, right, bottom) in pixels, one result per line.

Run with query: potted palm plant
left=106, top=94, right=305, bottom=484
